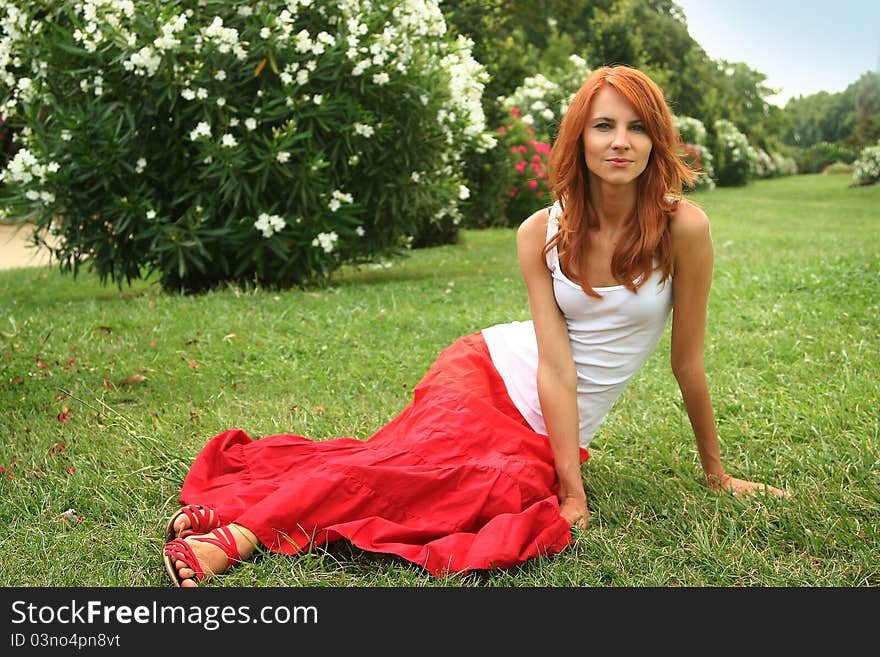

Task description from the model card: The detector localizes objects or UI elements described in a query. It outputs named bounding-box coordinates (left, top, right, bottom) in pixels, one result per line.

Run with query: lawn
left=0, top=172, right=877, bottom=586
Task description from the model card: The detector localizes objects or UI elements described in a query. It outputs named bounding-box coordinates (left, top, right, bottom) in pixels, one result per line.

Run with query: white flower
left=125, top=46, right=161, bottom=76
left=220, top=133, right=237, bottom=147
left=329, top=189, right=354, bottom=212
left=214, top=70, right=227, bottom=81
left=254, top=212, right=286, bottom=238
left=276, top=151, right=290, bottom=163
left=181, top=88, right=196, bottom=100
left=372, top=72, right=390, bottom=85
left=411, top=171, right=421, bottom=182
left=312, top=231, right=339, bottom=253
left=146, top=210, right=157, bottom=220
left=189, top=121, right=211, bottom=140
left=353, top=123, right=374, bottom=137
left=245, top=118, right=258, bottom=131
left=135, top=158, right=147, bottom=173
left=216, top=97, right=226, bottom=107
left=458, top=184, right=470, bottom=200
left=355, top=226, right=365, bottom=237
left=313, top=94, right=323, bottom=105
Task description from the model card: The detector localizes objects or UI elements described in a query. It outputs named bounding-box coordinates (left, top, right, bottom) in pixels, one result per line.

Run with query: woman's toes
left=175, top=560, right=195, bottom=579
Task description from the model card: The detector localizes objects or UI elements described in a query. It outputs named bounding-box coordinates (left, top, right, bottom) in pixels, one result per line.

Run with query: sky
left=673, top=0, right=880, bottom=106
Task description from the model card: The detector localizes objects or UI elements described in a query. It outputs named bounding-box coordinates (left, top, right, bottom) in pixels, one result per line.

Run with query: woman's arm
left=517, top=209, right=590, bottom=527
left=669, top=201, right=789, bottom=498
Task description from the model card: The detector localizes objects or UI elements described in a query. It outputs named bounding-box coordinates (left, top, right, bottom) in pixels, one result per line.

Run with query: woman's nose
left=611, top=128, right=630, bottom=150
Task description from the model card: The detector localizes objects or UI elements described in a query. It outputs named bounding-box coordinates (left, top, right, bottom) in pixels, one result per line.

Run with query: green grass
left=0, top=173, right=877, bottom=586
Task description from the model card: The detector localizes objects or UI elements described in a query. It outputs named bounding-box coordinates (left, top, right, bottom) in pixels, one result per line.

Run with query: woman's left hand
left=709, top=473, right=791, bottom=499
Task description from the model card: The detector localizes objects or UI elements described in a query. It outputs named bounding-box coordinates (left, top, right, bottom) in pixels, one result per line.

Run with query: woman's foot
left=165, top=505, right=221, bottom=542
left=165, top=524, right=259, bottom=588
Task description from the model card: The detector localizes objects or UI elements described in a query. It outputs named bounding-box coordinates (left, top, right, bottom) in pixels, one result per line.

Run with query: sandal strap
left=164, top=538, right=208, bottom=582
left=192, top=526, right=242, bottom=564
left=175, top=505, right=220, bottom=538
left=163, top=527, right=242, bottom=584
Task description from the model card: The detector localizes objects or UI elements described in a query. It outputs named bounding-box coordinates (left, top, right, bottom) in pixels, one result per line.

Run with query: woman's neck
left=589, top=182, right=637, bottom=232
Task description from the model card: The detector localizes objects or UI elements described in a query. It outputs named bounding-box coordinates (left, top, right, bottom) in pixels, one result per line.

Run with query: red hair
left=547, top=65, right=696, bottom=297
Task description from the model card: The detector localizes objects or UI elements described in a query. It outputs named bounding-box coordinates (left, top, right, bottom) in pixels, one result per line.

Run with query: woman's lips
left=607, top=158, right=633, bottom=168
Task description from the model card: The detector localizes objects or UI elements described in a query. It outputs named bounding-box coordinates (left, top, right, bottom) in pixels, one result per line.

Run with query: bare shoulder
left=669, top=198, right=709, bottom=234
left=669, top=199, right=711, bottom=250
left=516, top=206, right=551, bottom=246
left=517, top=206, right=550, bottom=236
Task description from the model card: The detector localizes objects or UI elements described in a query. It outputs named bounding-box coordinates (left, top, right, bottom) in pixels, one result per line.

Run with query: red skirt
left=179, top=331, right=589, bottom=577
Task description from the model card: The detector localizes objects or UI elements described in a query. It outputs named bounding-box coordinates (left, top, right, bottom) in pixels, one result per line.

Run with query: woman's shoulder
left=516, top=205, right=552, bottom=242
left=668, top=198, right=710, bottom=241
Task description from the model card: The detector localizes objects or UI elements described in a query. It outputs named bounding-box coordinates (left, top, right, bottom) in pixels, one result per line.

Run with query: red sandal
left=163, top=526, right=242, bottom=587
left=164, top=504, right=221, bottom=542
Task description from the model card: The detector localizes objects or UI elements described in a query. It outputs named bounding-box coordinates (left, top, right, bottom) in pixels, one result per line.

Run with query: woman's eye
left=631, top=124, right=646, bottom=132
left=594, top=122, right=611, bottom=130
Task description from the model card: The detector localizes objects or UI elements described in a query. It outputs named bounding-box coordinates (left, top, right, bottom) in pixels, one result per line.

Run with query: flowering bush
left=674, top=115, right=715, bottom=191
left=497, top=108, right=553, bottom=223
left=852, top=140, right=880, bottom=186
left=497, top=54, right=591, bottom=144
left=0, top=0, right=493, bottom=291
left=753, top=148, right=798, bottom=179
left=711, top=119, right=759, bottom=187
left=795, top=141, right=858, bottom=174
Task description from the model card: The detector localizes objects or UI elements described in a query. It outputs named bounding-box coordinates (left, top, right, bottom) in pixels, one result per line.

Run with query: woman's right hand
left=559, top=494, right=590, bottom=530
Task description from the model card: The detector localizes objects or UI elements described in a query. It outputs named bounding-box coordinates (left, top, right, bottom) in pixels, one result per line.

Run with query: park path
left=0, top=223, right=55, bottom=270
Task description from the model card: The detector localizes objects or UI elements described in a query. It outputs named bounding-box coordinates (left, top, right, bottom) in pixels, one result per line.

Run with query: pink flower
left=527, top=180, right=538, bottom=190
left=515, top=160, right=528, bottom=173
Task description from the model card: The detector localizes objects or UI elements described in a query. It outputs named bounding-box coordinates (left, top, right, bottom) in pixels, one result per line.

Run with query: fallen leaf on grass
left=119, top=373, right=147, bottom=386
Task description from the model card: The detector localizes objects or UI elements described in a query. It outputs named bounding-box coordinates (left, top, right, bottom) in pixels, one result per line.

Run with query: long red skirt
left=179, top=332, right=589, bottom=577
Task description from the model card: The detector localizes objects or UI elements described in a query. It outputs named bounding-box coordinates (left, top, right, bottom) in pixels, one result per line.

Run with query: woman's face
left=582, top=85, right=653, bottom=189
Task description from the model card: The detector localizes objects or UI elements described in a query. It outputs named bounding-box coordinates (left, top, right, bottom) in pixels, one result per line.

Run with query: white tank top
left=482, top=201, right=673, bottom=447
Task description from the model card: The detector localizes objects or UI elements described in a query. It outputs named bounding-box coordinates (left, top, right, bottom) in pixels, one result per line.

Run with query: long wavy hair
left=546, top=65, right=696, bottom=298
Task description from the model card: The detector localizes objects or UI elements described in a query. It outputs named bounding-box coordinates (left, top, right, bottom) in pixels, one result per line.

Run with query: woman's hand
left=559, top=494, right=591, bottom=529
left=708, top=473, right=791, bottom=499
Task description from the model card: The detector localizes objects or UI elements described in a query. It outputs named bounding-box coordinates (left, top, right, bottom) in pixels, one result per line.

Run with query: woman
left=163, top=65, right=788, bottom=587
